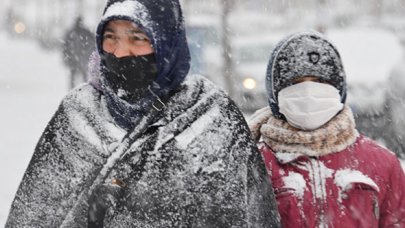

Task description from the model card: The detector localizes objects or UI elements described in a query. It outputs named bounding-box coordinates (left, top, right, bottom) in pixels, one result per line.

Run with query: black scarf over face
left=102, top=52, right=158, bottom=103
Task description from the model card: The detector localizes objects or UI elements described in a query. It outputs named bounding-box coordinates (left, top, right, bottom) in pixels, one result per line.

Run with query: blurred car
left=186, top=12, right=288, bottom=113
left=185, top=14, right=224, bottom=84
left=232, top=33, right=284, bottom=112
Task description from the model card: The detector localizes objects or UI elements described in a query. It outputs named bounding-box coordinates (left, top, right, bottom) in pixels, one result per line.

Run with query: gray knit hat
left=266, top=31, right=347, bottom=118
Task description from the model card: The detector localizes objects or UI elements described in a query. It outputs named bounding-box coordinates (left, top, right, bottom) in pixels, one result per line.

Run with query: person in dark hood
left=62, top=16, right=96, bottom=89
left=248, top=31, right=405, bottom=227
left=5, top=0, right=280, bottom=227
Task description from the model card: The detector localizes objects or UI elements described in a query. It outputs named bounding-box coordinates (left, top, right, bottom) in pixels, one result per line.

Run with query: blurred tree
left=370, top=0, right=383, bottom=20
left=316, top=0, right=328, bottom=33
left=221, top=0, right=235, bottom=98
left=76, top=0, right=84, bottom=18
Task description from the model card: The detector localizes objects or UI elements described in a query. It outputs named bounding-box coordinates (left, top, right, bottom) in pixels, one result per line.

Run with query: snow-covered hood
left=96, top=0, right=191, bottom=98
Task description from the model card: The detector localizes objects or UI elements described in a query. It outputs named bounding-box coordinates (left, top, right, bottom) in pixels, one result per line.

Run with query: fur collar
left=249, top=105, right=359, bottom=159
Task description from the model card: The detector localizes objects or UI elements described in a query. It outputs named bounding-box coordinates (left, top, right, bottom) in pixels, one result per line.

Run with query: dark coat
left=6, top=0, right=281, bottom=227
left=6, top=75, right=280, bottom=227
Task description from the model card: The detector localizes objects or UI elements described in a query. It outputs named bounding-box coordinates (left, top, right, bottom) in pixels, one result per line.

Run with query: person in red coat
left=249, top=31, right=405, bottom=227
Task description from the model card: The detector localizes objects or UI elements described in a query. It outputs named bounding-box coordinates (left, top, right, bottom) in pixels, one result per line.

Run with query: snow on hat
left=266, top=31, right=347, bottom=118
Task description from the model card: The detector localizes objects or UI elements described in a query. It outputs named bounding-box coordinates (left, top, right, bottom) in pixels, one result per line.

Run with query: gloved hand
left=88, top=179, right=127, bottom=228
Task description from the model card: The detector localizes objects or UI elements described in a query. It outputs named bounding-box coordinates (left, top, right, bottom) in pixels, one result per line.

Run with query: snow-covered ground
left=0, top=32, right=68, bottom=225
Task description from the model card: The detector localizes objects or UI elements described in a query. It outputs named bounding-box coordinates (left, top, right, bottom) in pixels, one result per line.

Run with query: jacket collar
left=250, top=105, right=359, bottom=161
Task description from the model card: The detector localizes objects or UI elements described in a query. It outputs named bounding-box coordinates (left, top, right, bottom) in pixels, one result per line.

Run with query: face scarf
left=102, top=52, right=158, bottom=103
left=278, top=81, right=344, bottom=130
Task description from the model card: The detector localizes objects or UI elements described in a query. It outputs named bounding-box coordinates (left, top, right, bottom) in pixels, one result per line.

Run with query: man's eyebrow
left=103, top=28, right=114, bottom=33
left=127, top=28, right=145, bottom=34
left=103, top=28, right=144, bottom=35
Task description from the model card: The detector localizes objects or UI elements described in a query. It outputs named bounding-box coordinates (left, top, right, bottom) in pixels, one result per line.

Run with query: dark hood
left=95, top=0, right=191, bottom=99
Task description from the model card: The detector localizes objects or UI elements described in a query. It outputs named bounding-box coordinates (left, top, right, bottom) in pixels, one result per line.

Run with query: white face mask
left=278, top=81, right=344, bottom=130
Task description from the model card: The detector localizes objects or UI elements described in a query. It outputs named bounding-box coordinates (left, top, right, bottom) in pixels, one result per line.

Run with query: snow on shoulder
left=282, top=172, right=306, bottom=199
left=334, top=168, right=379, bottom=202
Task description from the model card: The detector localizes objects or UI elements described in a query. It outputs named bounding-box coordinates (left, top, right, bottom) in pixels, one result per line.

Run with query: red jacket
left=260, top=135, right=405, bottom=228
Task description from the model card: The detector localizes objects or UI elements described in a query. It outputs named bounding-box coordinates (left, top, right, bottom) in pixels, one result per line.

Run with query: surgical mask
left=102, top=52, right=158, bottom=102
left=278, top=81, right=344, bottom=130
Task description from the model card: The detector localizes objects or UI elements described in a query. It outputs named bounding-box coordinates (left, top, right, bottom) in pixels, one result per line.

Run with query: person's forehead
left=293, top=76, right=319, bottom=83
left=104, top=19, right=142, bottom=32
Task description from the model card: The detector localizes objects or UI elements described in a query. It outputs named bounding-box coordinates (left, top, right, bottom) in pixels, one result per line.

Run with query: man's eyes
left=130, top=34, right=149, bottom=41
left=103, top=34, right=116, bottom=40
left=103, top=33, right=149, bottom=42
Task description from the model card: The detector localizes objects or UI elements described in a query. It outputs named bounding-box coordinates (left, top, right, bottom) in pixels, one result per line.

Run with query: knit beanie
left=266, top=31, right=347, bottom=118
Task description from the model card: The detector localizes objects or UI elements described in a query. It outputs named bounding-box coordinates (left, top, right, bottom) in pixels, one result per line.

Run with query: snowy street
left=0, top=32, right=68, bottom=225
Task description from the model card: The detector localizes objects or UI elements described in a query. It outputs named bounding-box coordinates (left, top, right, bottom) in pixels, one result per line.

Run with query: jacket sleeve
left=5, top=101, right=103, bottom=227
left=379, top=158, right=405, bottom=227
left=246, top=140, right=281, bottom=228
left=225, top=100, right=281, bottom=228
left=5, top=105, right=69, bottom=227
left=179, top=95, right=281, bottom=228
